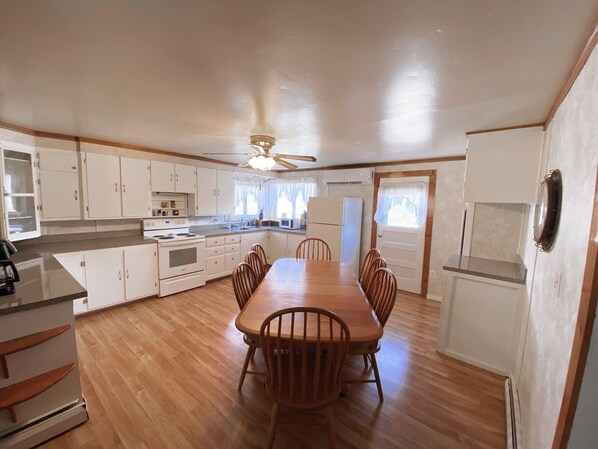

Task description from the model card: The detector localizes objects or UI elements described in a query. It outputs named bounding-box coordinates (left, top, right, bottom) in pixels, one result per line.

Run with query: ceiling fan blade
left=275, top=158, right=298, bottom=169
left=273, top=153, right=317, bottom=162
left=202, top=152, right=255, bottom=155
left=238, top=159, right=252, bottom=168
left=248, top=144, right=264, bottom=153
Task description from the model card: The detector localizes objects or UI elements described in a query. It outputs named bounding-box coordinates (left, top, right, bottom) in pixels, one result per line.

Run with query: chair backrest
left=362, top=257, right=387, bottom=300
left=295, top=238, right=332, bottom=261
left=232, top=262, right=258, bottom=311
left=368, top=268, right=397, bottom=327
left=245, top=250, right=266, bottom=283
left=260, top=307, right=350, bottom=409
left=358, top=248, right=381, bottom=284
left=251, top=243, right=268, bottom=268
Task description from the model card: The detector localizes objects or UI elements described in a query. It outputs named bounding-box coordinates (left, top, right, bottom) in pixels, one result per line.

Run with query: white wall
left=516, top=44, right=598, bottom=449
left=281, top=159, right=466, bottom=299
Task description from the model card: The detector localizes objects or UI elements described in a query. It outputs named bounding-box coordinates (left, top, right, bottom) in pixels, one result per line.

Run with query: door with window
left=374, top=176, right=429, bottom=295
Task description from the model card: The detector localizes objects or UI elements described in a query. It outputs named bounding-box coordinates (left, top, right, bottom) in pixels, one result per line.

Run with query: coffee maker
left=0, top=240, right=19, bottom=296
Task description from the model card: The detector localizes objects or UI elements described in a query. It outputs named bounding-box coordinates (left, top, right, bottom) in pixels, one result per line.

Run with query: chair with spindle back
left=358, top=248, right=381, bottom=285
left=245, top=250, right=266, bottom=284
left=260, top=307, right=351, bottom=449
left=231, top=262, right=262, bottom=391
left=344, top=267, right=396, bottom=402
left=295, top=238, right=332, bottom=261
left=251, top=243, right=271, bottom=273
left=361, top=257, right=387, bottom=301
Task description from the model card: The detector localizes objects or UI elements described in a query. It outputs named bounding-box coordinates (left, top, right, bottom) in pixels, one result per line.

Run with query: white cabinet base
left=437, top=271, right=523, bottom=375
left=159, top=271, right=206, bottom=297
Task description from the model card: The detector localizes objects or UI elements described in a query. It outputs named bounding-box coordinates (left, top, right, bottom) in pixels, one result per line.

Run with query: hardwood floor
left=42, top=279, right=506, bottom=449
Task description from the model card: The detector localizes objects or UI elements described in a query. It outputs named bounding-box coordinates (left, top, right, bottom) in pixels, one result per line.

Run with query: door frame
left=370, top=170, right=437, bottom=297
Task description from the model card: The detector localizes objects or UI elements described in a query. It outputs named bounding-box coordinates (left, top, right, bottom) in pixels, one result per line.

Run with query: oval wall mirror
left=533, top=169, right=562, bottom=252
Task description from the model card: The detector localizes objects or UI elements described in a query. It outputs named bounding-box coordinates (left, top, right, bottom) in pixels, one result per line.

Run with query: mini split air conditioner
left=323, top=168, right=374, bottom=185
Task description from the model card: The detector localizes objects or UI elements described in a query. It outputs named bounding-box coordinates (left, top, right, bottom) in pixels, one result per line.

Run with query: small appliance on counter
left=279, top=217, right=301, bottom=229
left=0, top=239, right=19, bottom=296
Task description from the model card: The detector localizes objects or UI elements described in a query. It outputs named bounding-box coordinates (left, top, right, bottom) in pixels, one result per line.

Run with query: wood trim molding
left=273, top=156, right=465, bottom=173
left=465, top=123, right=544, bottom=136
left=552, top=167, right=598, bottom=449
left=545, top=22, right=598, bottom=129
left=370, top=170, right=437, bottom=298
left=0, top=121, right=37, bottom=137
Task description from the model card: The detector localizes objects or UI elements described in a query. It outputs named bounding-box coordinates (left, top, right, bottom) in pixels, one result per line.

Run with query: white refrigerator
left=307, top=196, right=363, bottom=275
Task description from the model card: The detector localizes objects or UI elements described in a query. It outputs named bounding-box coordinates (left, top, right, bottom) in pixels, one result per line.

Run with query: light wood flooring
left=42, top=278, right=506, bottom=449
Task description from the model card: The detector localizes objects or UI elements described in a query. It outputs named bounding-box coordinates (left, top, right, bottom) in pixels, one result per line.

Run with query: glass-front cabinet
left=0, top=142, right=41, bottom=241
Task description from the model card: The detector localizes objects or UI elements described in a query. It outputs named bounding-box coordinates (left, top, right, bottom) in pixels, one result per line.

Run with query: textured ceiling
left=0, top=0, right=596, bottom=168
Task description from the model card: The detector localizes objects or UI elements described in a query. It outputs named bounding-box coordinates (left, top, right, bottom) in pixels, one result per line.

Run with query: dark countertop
left=192, top=225, right=306, bottom=237
left=1, top=235, right=156, bottom=316
left=443, top=254, right=527, bottom=285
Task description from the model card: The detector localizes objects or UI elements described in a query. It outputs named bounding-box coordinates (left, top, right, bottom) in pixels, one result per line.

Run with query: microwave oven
left=279, top=218, right=301, bottom=229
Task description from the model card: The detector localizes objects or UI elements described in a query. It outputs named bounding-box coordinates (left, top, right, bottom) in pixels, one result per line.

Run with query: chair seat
left=243, top=334, right=260, bottom=347
left=348, top=340, right=380, bottom=355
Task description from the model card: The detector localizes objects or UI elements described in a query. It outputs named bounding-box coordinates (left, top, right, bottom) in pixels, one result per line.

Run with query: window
left=270, top=178, right=317, bottom=218
left=234, top=175, right=263, bottom=216
left=374, top=178, right=428, bottom=227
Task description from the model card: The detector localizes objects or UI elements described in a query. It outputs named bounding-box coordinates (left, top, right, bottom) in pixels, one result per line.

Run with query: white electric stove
left=142, top=218, right=206, bottom=297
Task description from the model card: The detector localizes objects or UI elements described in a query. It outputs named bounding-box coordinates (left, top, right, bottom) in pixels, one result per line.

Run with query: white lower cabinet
left=268, top=231, right=305, bottom=263
left=56, top=244, right=158, bottom=315
left=206, top=234, right=240, bottom=280
left=240, top=231, right=269, bottom=259
left=124, top=245, right=159, bottom=300
left=85, top=248, right=126, bottom=310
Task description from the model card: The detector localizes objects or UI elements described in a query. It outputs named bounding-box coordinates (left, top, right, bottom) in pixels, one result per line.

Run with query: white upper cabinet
left=465, top=127, right=544, bottom=203
left=85, top=153, right=122, bottom=218
left=37, top=148, right=81, bottom=221
left=195, top=168, right=235, bottom=216
left=175, top=164, right=196, bottom=193
left=0, top=142, right=41, bottom=241
left=217, top=170, right=235, bottom=215
left=121, top=157, right=151, bottom=218
left=196, top=167, right=218, bottom=216
left=151, top=160, right=175, bottom=192
left=151, top=161, right=196, bottom=193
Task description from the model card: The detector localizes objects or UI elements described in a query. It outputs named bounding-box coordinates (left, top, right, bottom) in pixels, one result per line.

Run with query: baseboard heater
left=505, top=378, right=522, bottom=449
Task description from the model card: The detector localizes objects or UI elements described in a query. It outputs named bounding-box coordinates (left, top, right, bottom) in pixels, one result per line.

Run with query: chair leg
left=370, top=353, right=384, bottom=402
left=324, top=405, right=337, bottom=449
left=238, top=346, right=255, bottom=391
left=362, top=354, right=368, bottom=369
left=266, top=403, right=279, bottom=449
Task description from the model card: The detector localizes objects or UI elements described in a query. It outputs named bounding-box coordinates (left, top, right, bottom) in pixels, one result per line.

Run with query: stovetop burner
left=176, top=233, right=197, bottom=237
left=158, top=236, right=175, bottom=240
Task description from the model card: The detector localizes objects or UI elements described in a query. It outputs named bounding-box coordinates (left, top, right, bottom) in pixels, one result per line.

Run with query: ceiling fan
left=202, top=135, right=317, bottom=170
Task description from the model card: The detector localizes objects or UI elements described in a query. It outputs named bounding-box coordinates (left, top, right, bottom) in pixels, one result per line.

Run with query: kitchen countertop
left=443, top=254, right=527, bottom=285
left=191, top=225, right=306, bottom=237
left=1, top=234, right=156, bottom=316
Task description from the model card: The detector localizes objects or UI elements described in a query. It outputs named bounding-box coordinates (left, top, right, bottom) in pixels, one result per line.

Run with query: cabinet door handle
left=74, top=190, right=78, bottom=201
left=126, top=269, right=129, bottom=279
left=71, top=166, right=76, bottom=170
left=118, top=271, right=122, bottom=280
left=176, top=173, right=179, bottom=182
left=114, top=182, right=118, bottom=192
left=171, top=173, right=173, bottom=182
left=122, top=184, right=126, bottom=193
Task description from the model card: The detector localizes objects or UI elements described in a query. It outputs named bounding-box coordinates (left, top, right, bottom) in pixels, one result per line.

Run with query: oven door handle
left=160, top=240, right=205, bottom=249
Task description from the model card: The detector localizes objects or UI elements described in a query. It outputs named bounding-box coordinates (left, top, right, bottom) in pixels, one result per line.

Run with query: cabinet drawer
left=206, top=255, right=225, bottom=276
left=206, top=246, right=224, bottom=257
left=225, top=253, right=240, bottom=271
left=225, top=234, right=240, bottom=244
left=225, top=244, right=239, bottom=254
left=206, top=237, right=224, bottom=247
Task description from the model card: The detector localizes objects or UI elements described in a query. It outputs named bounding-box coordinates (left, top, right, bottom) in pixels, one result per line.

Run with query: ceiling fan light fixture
left=248, top=154, right=276, bottom=171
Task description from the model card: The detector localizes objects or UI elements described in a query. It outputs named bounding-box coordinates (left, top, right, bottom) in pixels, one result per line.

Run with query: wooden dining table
left=235, top=258, right=383, bottom=345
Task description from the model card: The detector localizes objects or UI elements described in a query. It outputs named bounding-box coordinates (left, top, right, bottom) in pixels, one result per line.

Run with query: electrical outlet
left=429, top=270, right=436, bottom=279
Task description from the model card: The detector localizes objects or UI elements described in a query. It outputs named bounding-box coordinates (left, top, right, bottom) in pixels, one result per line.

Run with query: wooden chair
left=251, top=243, right=271, bottom=273
left=358, top=249, right=381, bottom=285
left=361, top=257, right=387, bottom=301
left=295, top=238, right=332, bottom=261
left=260, top=307, right=351, bottom=449
left=231, top=262, right=262, bottom=391
left=245, top=250, right=266, bottom=284
left=344, top=268, right=396, bottom=402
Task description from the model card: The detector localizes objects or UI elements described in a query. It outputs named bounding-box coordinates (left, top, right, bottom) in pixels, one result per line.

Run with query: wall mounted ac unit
left=323, top=168, right=374, bottom=185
